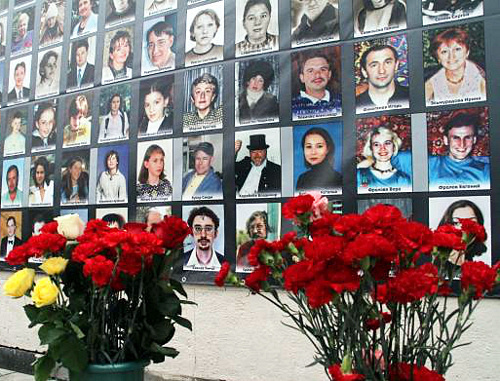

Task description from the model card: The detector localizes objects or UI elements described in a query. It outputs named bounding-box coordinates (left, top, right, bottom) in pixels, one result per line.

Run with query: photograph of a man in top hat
left=235, top=129, right=281, bottom=198
left=291, top=0, right=339, bottom=47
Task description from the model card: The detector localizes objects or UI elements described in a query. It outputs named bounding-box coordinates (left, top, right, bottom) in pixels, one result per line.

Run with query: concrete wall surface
left=1, top=272, right=499, bottom=381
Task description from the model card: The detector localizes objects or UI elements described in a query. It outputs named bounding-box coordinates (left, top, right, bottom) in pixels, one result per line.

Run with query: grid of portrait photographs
left=0, top=0, right=498, bottom=291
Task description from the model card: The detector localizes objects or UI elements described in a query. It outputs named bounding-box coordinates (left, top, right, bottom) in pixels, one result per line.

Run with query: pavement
left=0, top=368, right=32, bottom=380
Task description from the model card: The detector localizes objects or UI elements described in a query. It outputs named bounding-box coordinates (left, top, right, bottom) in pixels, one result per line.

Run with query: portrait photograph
left=141, top=14, right=177, bottom=76
left=235, top=56, right=279, bottom=127
left=353, top=0, right=407, bottom=38
left=28, top=209, right=54, bottom=237
left=3, top=107, right=28, bottom=157
left=102, top=26, right=134, bottom=85
left=8, top=55, right=31, bottom=105
left=291, top=0, right=339, bottom=48
left=67, top=36, right=96, bottom=92
left=1, top=157, right=25, bottom=209
left=29, top=154, right=55, bottom=207
left=63, top=92, right=93, bottom=148
left=429, top=195, right=491, bottom=269
left=236, top=202, right=280, bottom=273
left=422, top=0, right=483, bottom=25
left=60, top=149, right=90, bottom=205
left=99, top=83, right=131, bottom=143
left=144, top=0, right=176, bottom=18
left=96, top=207, right=128, bottom=228
left=183, top=65, right=223, bottom=133
left=423, top=22, right=486, bottom=107
left=184, top=1, right=224, bottom=67
left=293, top=122, right=343, bottom=196
left=138, top=76, right=174, bottom=138
left=291, top=46, right=342, bottom=121
left=235, top=0, right=279, bottom=58
left=105, top=0, right=136, bottom=28
left=32, top=100, right=58, bottom=153
left=356, top=114, right=413, bottom=194
left=136, top=139, right=173, bottom=203
left=355, top=33, right=409, bottom=114
left=96, top=144, right=129, bottom=204
left=71, top=0, right=99, bottom=38
left=235, top=127, right=282, bottom=199
left=0, top=211, right=23, bottom=260
left=357, top=197, right=412, bottom=219
left=39, top=0, right=65, bottom=47
left=427, top=107, right=490, bottom=192
left=136, top=206, right=171, bottom=230
left=11, top=7, right=35, bottom=56
left=182, top=133, right=223, bottom=201
left=35, top=46, right=62, bottom=100
left=0, top=15, right=7, bottom=59
left=182, top=204, right=225, bottom=272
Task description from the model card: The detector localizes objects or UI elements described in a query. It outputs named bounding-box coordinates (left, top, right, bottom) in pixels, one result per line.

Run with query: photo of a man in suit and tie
left=0, top=214, right=22, bottom=259
left=8, top=59, right=31, bottom=104
left=67, top=37, right=95, bottom=91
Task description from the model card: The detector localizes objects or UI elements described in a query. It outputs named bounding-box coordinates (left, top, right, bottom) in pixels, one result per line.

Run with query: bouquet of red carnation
left=2, top=214, right=191, bottom=381
left=216, top=192, right=500, bottom=381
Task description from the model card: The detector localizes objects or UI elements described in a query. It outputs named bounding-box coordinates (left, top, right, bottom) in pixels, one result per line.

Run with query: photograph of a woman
left=354, top=0, right=406, bottom=37
left=35, top=47, right=61, bottom=99
left=137, top=141, right=172, bottom=202
left=357, top=120, right=412, bottom=194
left=294, top=124, right=342, bottom=195
left=71, top=0, right=98, bottom=38
left=4, top=109, right=27, bottom=157
left=32, top=101, right=57, bottom=152
left=61, top=153, right=90, bottom=204
left=39, top=1, right=64, bottom=47
left=29, top=155, right=54, bottom=206
left=63, top=94, right=92, bottom=147
left=138, top=78, right=173, bottom=137
left=429, top=196, right=491, bottom=272
left=185, top=3, right=224, bottom=67
left=235, top=0, right=279, bottom=57
left=424, top=24, right=486, bottom=106
left=236, top=58, right=279, bottom=126
left=99, top=93, right=130, bottom=142
left=102, top=28, right=133, bottom=84
left=96, top=147, right=128, bottom=203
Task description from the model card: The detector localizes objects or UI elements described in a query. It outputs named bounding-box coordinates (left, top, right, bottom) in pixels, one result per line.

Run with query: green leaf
left=172, top=315, right=192, bottom=331
left=33, top=355, right=55, bottom=381
left=157, top=298, right=181, bottom=317
left=53, top=335, right=88, bottom=373
left=170, top=279, right=188, bottom=298
left=151, top=321, right=175, bottom=344
left=24, top=305, right=40, bottom=324
left=150, top=343, right=179, bottom=358
left=38, top=325, right=67, bottom=345
left=69, top=322, right=85, bottom=339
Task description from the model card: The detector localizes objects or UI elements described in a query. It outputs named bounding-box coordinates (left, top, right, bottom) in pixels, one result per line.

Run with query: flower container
left=72, top=360, right=149, bottom=381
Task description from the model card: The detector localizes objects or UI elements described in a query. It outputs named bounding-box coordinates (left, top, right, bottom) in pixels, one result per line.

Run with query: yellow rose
left=3, top=268, right=35, bottom=297
left=54, top=214, right=85, bottom=240
left=31, top=277, right=59, bottom=308
left=40, top=257, right=69, bottom=275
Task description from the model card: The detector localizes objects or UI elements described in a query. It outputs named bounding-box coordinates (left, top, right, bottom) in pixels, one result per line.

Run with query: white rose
left=54, top=214, right=85, bottom=240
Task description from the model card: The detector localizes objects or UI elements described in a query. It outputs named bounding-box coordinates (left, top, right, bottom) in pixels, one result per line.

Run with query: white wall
left=1, top=272, right=499, bottom=381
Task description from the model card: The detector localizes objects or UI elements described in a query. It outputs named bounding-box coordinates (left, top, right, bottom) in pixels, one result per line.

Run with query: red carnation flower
left=385, top=263, right=439, bottom=304
left=325, top=261, right=360, bottom=294
left=304, top=235, right=344, bottom=262
left=389, top=362, right=444, bottom=381
left=458, top=218, right=486, bottom=242
left=83, top=255, right=115, bottom=287
left=215, top=262, right=231, bottom=287
left=432, top=224, right=466, bottom=251
left=283, top=260, right=319, bottom=294
left=334, top=214, right=371, bottom=240
left=6, top=244, right=32, bottom=265
left=25, top=233, right=67, bottom=257
left=72, top=241, right=105, bottom=263
left=365, top=312, right=392, bottom=331
left=152, top=216, right=190, bottom=250
left=305, top=279, right=333, bottom=308
left=328, top=364, right=365, bottom=381
left=344, top=233, right=398, bottom=265
left=362, top=204, right=404, bottom=231
left=282, top=194, right=315, bottom=221
left=245, top=265, right=271, bottom=292
left=123, top=222, right=148, bottom=233
left=40, top=221, right=58, bottom=234
left=392, top=221, right=434, bottom=256
left=461, top=261, right=497, bottom=299
left=310, top=212, right=341, bottom=237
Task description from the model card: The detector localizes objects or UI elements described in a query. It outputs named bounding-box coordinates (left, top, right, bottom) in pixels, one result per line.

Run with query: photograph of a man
left=67, top=37, right=95, bottom=90
left=2, top=161, right=24, bottom=208
left=235, top=132, right=281, bottom=198
left=32, top=102, right=57, bottom=152
left=292, top=47, right=342, bottom=120
left=291, top=0, right=339, bottom=47
left=355, top=37, right=409, bottom=114
left=142, top=16, right=176, bottom=75
left=237, top=210, right=268, bottom=272
left=8, top=59, right=31, bottom=103
left=183, top=69, right=223, bottom=132
left=428, top=109, right=490, bottom=191
left=0, top=215, right=22, bottom=259
left=183, top=206, right=224, bottom=272
left=11, top=10, right=34, bottom=54
left=182, top=141, right=222, bottom=200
